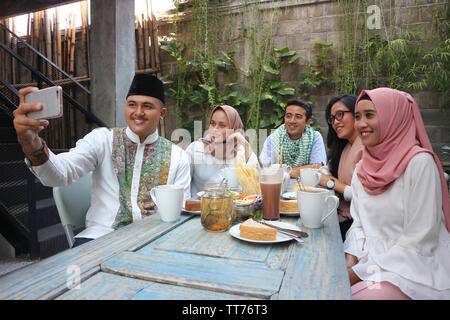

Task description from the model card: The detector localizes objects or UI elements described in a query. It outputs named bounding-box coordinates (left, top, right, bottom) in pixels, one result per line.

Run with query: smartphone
left=26, top=86, right=63, bottom=119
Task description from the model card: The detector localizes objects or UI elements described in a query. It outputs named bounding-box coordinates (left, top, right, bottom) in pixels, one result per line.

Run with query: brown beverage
left=261, top=182, right=282, bottom=220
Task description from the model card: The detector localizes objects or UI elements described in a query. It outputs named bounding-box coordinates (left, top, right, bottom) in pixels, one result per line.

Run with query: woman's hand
left=227, top=132, right=252, bottom=162
left=319, top=173, right=333, bottom=187
left=226, top=132, right=247, bottom=146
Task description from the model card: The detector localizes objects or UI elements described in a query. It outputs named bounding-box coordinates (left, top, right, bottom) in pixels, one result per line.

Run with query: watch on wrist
left=326, top=178, right=335, bottom=190
left=22, top=137, right=46, bottom=156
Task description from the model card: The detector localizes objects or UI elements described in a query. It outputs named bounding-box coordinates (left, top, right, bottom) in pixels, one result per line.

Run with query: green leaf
left=199, top=84, right=215, bottom=92
left=276, top=86, right=295, bottom=96
left=274, top=47, right=296, bottom=57
left=288, top=53, right=305, bottom=64
left=220, top=50, right=234, bottom=61
left=213, top=59, right=228, bottom=66
left=260, top=92, right=275, bottom=101
left=268, top=80, right=281, bottom=89
left=263, top=64, right=280, bottom=75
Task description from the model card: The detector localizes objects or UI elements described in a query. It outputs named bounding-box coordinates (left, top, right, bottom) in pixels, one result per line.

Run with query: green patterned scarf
left=271, top=124, right=315, bottom=167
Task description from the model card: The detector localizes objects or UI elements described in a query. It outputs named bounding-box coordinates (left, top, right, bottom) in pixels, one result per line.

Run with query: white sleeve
left=170, top=146, right=192, bottom=202
left=185, top=142, right=195, bottom=181
left=28, top=128, right=107, bottom=186
left=259, top=135, right=275, bottom=165
left=309, top=131, right=327, bottom=164
left=343, top=185, right=353, bottom=201
left=343, top=170, right=366, bottom=259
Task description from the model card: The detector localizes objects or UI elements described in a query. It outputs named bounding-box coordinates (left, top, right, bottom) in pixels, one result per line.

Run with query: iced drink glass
left=259, top=166, right=284, bottom=220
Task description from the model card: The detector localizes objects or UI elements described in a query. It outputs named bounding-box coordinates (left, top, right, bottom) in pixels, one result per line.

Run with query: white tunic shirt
left=344, top=152, right=450, bottom=299
left=186, top=140, right=258, bottom=197
left=28, top=127, right=191, bottom=240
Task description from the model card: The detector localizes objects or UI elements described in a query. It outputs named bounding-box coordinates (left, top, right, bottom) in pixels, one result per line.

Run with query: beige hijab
left=201, top=105, right=245, bottom=160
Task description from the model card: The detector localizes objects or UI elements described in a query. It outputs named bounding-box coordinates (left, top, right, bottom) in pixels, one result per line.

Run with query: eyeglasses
left=328, top=110, right=353, bottom=125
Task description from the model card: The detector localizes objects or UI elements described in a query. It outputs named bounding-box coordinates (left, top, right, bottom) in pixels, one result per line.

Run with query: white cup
left=300, top=168, right=321, bottom=187
left=297, top=187, right=339, bottom=228
left=222, top=167, right=240, bottom=189
left=150, top=185, right=184, bottom=222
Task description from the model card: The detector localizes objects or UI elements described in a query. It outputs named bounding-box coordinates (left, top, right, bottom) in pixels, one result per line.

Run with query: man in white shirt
left=13, top=74, right=191, bottom=247
left=259, top=98, right=327, bottom=178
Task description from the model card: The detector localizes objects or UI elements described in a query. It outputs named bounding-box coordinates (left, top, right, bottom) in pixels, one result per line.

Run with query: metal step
left=0, top=179, right=54, bottom=207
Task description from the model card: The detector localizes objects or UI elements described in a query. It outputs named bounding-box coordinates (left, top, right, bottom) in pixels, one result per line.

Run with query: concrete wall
left=156, top=0, right=450, bottom=167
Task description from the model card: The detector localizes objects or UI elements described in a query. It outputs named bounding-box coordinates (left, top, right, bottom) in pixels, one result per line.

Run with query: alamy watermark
left=367, top=5, right=381, bottom=30
left=66, top=264, right=81, bottom=290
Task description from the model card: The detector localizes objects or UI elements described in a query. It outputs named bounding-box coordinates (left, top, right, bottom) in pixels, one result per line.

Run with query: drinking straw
left=280, top=145, right=283, bottom=166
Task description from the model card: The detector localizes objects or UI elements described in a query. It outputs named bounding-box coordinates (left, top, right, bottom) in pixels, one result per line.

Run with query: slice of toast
left=239, top=218, right=276, bottom=241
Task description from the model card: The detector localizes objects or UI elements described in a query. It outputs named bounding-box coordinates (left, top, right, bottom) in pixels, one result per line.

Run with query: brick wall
left=157, top=0, right=450, bottom=167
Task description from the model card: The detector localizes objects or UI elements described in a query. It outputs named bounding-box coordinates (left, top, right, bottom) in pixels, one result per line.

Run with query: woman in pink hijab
left=343, top=88, right=450, bottom=300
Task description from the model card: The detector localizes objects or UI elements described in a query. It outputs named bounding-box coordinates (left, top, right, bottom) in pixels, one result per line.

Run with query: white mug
left=300, top=168, right=321, bottom=187
left=297, top=187, right=339, bottom=228
left=150, top=185, right=184, bottom=222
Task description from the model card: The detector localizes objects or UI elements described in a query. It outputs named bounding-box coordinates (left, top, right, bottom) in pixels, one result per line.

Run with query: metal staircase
left=0, top=23, right=106, bottom=259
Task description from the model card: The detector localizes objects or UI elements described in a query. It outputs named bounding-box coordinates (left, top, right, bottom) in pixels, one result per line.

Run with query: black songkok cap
left=126, top=73, right=165, bottom=105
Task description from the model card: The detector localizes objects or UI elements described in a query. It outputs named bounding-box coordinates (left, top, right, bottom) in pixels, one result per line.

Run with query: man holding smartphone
left=13, top=74, right=191, bottom=247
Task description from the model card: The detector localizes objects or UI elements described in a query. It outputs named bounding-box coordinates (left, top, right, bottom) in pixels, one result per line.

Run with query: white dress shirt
left=27, top=127, right=191, bottom=239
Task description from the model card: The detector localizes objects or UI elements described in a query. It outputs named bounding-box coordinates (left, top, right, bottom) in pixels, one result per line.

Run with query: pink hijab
left=201, top=105, right=244, bottom=160
left=355, top=88, right=450, bottom=232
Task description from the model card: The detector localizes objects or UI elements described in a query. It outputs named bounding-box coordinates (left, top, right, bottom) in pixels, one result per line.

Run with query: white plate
left=282, top=192, right=296, bottom=200
left=229, top=220, right=303, bottom=244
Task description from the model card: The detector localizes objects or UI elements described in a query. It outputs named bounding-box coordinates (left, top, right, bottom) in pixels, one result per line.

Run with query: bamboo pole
left=44, top=10, right=52, bottom=77
left=69, top=14, right=76, bottom=75
left=55, top=8, right=62, bottom=69
left=151, top=12, right=160, bottom=72
left=81, top=0, right=89, bottom=76
left=134, top=18, right=139, bottom=70
left=143, top=13, right=150, bottom=68
left=66, top=14, right=72, bottom=73
left=63, top=16, right=68, bottom=73
left=137, top=17, right=144, bottom=70
left=39, top=13, right=45, bottom=57
left=148, top=12, right=156, bottom=70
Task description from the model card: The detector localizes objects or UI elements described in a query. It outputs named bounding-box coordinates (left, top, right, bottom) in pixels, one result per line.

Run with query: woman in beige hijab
left=186, top=105, right=258, bottom=197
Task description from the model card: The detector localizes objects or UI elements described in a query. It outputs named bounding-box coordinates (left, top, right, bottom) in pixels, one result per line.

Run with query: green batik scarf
left=271, top=124, right=315, bottom=167
left=111, top=128, right=171, bottom=230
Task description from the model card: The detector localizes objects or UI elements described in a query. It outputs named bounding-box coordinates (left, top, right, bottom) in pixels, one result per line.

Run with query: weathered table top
left=0, top=211, right=351, bottom=300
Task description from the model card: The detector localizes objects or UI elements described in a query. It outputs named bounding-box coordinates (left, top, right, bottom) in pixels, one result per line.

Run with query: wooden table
left=0, top=211, right=351, bottom=300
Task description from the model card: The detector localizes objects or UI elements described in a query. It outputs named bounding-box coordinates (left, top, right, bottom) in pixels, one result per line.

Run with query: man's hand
left=13, top=87, right=49, bottom=153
